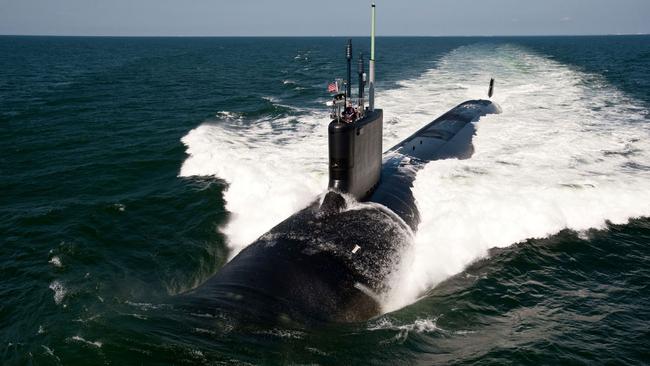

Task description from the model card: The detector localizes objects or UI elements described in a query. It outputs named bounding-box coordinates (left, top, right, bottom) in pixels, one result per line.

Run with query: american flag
left=327, top=81, right=338, bottom=93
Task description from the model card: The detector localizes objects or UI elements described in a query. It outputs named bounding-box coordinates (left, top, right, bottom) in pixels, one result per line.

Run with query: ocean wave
left=69, top=336, right=102, bottom=348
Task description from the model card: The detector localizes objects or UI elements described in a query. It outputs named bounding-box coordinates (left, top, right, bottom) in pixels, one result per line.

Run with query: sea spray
left=383, top=44, right=650, bottom=311
left=180, top=44, right=650, bottom=312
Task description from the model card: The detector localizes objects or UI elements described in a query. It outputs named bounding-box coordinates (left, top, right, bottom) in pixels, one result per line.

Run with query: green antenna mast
left=369, top=2, right=376, bottom=111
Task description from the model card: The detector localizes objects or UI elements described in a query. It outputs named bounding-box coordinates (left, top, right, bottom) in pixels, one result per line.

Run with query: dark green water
left=1, top=36, right=649, bottom=365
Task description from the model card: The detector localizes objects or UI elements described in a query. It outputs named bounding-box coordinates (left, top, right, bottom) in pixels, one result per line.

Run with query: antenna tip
left=488, top=78, right=495, bottom=98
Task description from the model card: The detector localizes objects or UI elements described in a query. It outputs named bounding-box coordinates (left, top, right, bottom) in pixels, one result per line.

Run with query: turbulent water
left=2, top=36, right=649, bottom=365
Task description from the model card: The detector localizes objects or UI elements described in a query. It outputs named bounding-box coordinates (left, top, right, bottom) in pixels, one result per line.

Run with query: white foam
left=49, top=280, right=66, bottom=305
left=180, top=43, right=650, bottom=312
left=383, top=44, right=650, bottom=312
left=70, top=336, right=102, bottom=348
left=180, top=112, right=328, bottom=255
left=215, top=111, right=243, bottom=121
left=369, top=317, right=441, bottom=333
left=48, top=256, right=62, bottom=267
left=254, top=328, right=305, bottom=339
left=368, top=317, right=442, bottom=343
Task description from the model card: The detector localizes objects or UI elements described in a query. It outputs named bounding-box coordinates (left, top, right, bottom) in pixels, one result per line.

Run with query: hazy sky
left=1, top=0, right=649, bottom=36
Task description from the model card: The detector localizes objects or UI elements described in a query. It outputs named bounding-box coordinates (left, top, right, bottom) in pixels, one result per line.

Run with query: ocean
left=1, top=35, right=649, bottom=365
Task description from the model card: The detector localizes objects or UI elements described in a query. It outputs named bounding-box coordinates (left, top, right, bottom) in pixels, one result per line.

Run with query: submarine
left=180, top=3, right=500, bottom=324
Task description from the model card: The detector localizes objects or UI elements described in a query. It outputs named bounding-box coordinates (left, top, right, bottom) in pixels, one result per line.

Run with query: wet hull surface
left=180, top=100, right=501, bottom=324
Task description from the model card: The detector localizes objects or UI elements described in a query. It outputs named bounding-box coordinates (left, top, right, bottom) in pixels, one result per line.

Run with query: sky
left=1, top=0, right=649, bottom=37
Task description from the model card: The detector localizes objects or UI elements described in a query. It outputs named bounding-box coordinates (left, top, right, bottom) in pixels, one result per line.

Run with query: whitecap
left=49, top=280, right=66, bottom=305
left=48, top=256, right=62, bottom=267
left=70, top=336, right=102, bottom=348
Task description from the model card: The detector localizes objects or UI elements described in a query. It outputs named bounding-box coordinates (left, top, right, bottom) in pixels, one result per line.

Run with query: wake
left=180, top=44, right=650, bottom=312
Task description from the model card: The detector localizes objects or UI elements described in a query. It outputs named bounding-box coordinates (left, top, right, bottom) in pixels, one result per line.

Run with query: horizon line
left=1, top=33, right=648, bottom=38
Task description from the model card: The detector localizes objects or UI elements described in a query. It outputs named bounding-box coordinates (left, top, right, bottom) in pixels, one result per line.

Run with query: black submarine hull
left=180, top=100, right=500, bottom=323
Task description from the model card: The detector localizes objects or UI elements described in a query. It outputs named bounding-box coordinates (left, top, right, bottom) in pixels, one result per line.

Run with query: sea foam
left=382, top=44, right=650, bottom=311
left=180, top=44, right=650, bottom=311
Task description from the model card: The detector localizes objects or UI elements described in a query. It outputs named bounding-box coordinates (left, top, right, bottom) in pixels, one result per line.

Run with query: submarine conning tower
left=327, top=3, right=382, bottom=201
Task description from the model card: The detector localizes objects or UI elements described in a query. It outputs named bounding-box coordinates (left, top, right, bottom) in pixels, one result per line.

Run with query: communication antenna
left=358, top=52, right=365, bottom=110
left=488, top=78, right=495, bottom=98
left=346, top=39, right=352, bottom=100
left=368, top=3, right=376, bottom=111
